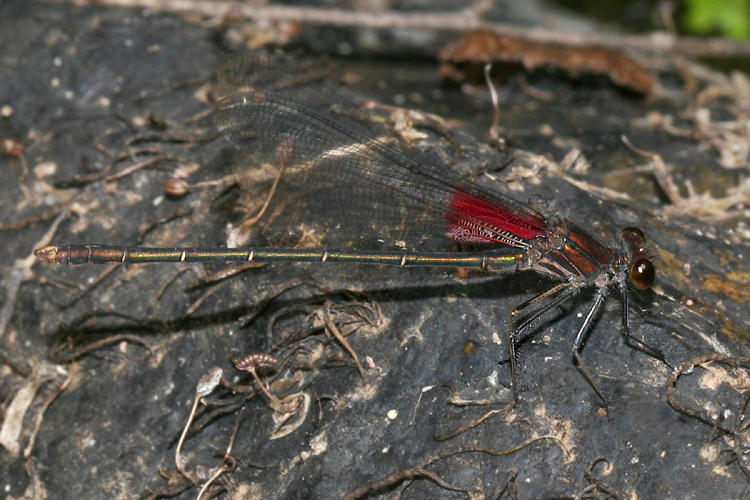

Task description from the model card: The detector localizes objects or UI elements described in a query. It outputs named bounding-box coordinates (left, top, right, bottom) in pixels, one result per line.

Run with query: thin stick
left=196, top=407, right=244, bottom=499
left=87, top=0, right=750, bottom=57
left=434, top=407, right=507, bottom=441
left=175, top=368, right=223, bottom=481
left=319, top=304, right=366, bottom=376
left=24, top=365, right=74, bottom=458
left=237, top=141, right=290, bottom=233
left=483, top=63, right=502, bottom=145
left=621, top=135, right=683, bottom=205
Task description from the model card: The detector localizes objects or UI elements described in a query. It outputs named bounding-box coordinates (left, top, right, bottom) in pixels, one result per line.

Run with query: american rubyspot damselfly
left=34, top=53, right=659, bottom=403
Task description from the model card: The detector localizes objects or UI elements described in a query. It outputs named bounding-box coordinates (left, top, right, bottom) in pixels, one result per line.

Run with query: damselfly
left=35, top=53, right=660, bottom=403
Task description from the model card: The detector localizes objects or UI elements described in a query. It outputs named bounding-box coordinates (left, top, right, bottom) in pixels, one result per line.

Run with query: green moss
left=684, top=0, right=750, bottom=39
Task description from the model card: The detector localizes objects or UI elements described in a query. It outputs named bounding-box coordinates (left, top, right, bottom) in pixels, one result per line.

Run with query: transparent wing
left=214, top=52, right=547, bottom=251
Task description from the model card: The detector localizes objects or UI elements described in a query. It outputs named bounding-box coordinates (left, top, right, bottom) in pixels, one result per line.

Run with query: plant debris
left=439, top=30, right=654, bottom=95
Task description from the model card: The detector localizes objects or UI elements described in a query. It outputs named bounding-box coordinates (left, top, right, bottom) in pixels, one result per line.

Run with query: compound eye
left=620, top=227, right=647, bottom=255
left=621, top=226, right=645, bottom=243
left=630, top=258, right=655, bottom=290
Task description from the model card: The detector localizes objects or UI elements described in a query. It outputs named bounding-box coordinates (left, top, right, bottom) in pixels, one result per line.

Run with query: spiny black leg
left=572, top=287, right=610, bottom=409
left=508, top=307, right=519, bottom=404
left=619, top=281, right=670, bottom=368
left=508, top=283, right=578, bottom=402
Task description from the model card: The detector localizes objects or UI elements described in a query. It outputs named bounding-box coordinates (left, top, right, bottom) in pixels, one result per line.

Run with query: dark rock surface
left=1, top=1, right=749, bottom=498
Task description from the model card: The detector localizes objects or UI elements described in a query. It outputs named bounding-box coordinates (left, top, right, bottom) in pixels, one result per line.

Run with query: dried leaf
left=439, top=31, right=653, bottom=96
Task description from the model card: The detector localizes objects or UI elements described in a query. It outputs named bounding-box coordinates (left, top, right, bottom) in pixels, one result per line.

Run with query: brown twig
left=24, top=364, right=74, bottom=458
left=434, top=407, right=508, bottom=441
left=156, top=268, right=195, bottom=299
left=176, top=367, right=224, bottom=481
left=343, top=466, right=467, bottom=500
left=184, top=262, right=265, bottom=291
left=58, top=265, right=120, bottom=309
left=318, top=302, right=366, bottom=376
left=196, top=407, right=244, bottom=499
left=440, top=435, right=569, bottom=461
left=623, top=135, right=750, bottom=221
left=100, top=154, right=170, bottom=183
left=236, top=140, right=290, bottom=233
left=576, top=457, right=621, bottom=500
left=48, top=333, right=153, bottom=363
left=621, top=135, right=683, bottom=205
left=343, top=434, right=566, bottom=499
left=83, top=0, right=750, bottom=57
left=0, top=206, right=63, bottom=231
left=185, top=284, right=220, bottom=315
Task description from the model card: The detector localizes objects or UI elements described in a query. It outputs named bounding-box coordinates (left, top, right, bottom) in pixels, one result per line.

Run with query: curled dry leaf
left=439, top=30, right=653, bottom=96
left=270, top=392, right=311, bottom=440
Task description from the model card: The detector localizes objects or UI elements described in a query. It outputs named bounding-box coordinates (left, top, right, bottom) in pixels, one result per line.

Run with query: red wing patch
left=446, top=192, right=547, bottom=246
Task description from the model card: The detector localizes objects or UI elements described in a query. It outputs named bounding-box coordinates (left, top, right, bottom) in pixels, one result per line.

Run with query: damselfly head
left=619, top=227, right=655, bottom=290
